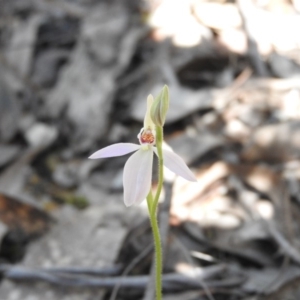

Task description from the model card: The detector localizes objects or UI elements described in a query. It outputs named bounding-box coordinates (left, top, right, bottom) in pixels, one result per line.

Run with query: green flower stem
left=146, top=192, right=162, bottom=300
left=146, top=125, right=164, bottom=300
left=152, top=126, right=164, bottom=212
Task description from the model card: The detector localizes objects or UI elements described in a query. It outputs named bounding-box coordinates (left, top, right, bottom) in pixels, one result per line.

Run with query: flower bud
left=150, top=85, right=169, bottom=127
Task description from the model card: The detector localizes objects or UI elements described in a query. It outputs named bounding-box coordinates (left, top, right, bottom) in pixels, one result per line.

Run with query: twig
left=1, top=264, right=229, bottom=290
left=45, top=265, right=123, bottom=276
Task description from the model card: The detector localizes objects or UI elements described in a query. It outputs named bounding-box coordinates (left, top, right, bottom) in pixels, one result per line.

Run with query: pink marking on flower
left=139, top=128, right=155, bottom=145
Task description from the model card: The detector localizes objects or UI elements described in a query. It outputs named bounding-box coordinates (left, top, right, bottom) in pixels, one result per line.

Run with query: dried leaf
left=0, top=193, right=52, bottom=237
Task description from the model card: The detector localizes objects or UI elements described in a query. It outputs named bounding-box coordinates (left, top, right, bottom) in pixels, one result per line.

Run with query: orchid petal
left=154, top=148, right=197, bottom=182
left=89, top=143, right=140, bottom=159
left=123, top=148, right=153, bottom=206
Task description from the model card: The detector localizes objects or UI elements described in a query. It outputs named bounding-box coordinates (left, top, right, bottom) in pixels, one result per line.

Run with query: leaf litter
left=0, top=0, right=300, bottom=299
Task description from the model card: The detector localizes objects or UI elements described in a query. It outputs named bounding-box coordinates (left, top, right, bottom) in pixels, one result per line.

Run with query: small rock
left=25, top=123, right=58, bottom=148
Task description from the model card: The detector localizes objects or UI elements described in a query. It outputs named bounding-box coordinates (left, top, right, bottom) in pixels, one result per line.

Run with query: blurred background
left=0, top=0, right=300, bottom=299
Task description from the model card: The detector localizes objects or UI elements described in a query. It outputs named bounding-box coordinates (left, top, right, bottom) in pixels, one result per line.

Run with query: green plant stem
left=152, top=126, right=164, bottom=212
left=146, top=192, right=162, bottom=300
left=146, top=125, right=164, bottom=300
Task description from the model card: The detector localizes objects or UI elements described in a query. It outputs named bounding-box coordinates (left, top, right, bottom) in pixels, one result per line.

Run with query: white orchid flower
left=89, top=95, right=197, bottom=206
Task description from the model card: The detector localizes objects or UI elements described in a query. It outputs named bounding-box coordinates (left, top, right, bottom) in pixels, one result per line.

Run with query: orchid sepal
left=153, top=147, right=197, bottom=182
left=88, top=143, right=140, bottom=159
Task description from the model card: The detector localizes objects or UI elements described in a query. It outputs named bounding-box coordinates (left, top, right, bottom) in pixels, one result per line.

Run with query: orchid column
left=89, top=85, right=197, bottom=300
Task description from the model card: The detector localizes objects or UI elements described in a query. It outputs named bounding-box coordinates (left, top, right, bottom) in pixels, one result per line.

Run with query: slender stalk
left=146, top=125, right=164, bottom=300
left=146, top=192, right=162, bottom=300
left=152, top=126, right=164, bottom=212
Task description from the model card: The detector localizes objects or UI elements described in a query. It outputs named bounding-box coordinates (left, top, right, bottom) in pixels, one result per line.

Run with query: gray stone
left=24, top=123, right=58, bottom=148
